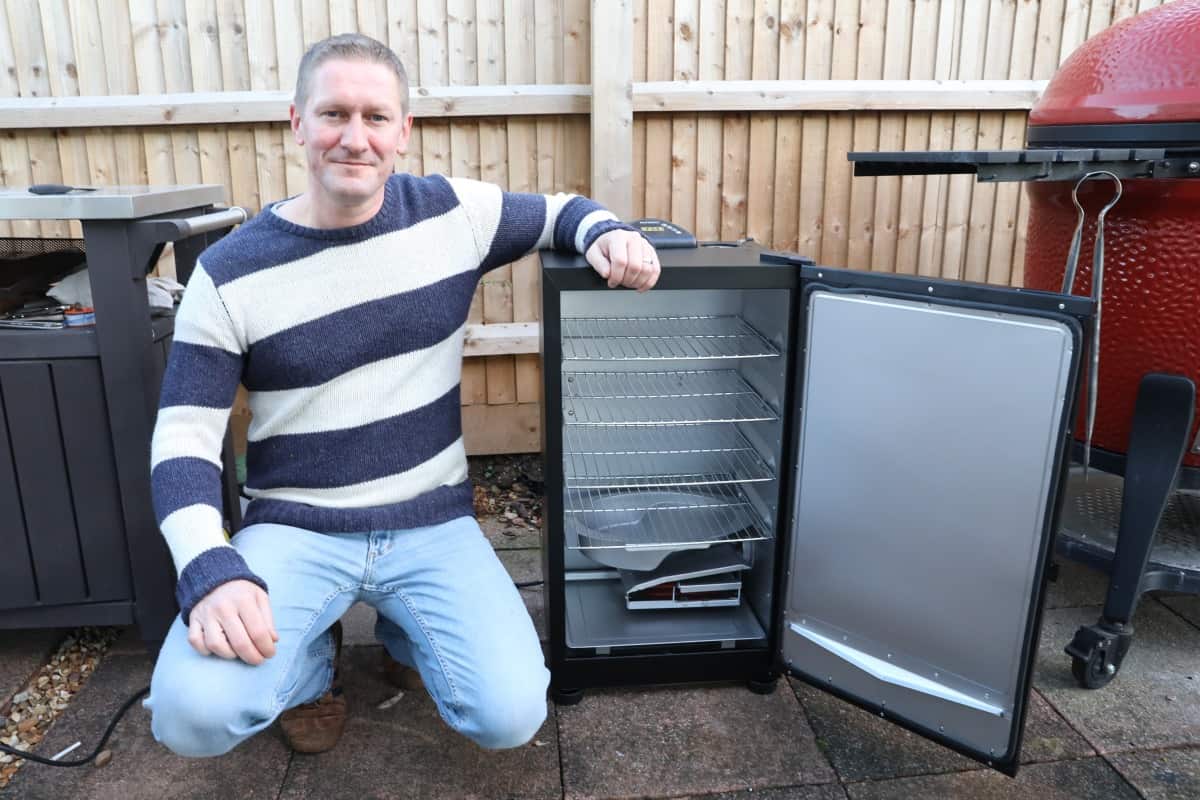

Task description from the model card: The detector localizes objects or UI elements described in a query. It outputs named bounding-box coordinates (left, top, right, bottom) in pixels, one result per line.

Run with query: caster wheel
left=747, top=677, right=778, bottom=695
left=1071, top=651, right=1118, bottom=689
left=551, top=687, right=584, bottom=706
left=1064, top=622, right=1131, bottom=690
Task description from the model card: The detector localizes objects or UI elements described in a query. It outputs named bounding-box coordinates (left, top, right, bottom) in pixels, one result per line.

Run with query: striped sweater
left=151, top=173, right=630, bottom=621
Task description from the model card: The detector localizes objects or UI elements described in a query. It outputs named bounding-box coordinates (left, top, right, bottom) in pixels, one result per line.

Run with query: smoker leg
left=551, top=686, right=585, bottom=706
left=1066, top=373, right=1195, bottom=689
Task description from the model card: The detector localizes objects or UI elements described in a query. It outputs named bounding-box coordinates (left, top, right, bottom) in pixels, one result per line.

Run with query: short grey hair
left=294, top=33, right=410, bottom=114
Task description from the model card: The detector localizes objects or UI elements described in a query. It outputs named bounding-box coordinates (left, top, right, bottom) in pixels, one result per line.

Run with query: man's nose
left=340, top=115, right=368, bottom=151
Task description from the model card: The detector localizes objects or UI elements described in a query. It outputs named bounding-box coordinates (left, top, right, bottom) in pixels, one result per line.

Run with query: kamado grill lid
left=1029, top=0, right=1200, bottom=146
left=849, top=0, right=1200, bottom=182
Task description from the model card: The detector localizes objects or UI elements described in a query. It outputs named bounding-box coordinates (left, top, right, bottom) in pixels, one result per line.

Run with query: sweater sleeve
left=444, top=176, right=638, bottom=274
left=150, top=263, right=267, bottom=623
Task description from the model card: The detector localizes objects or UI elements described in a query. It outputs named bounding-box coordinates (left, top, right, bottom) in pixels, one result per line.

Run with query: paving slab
left=689, top=785, right=849, bottom=800
left=0, top=629, right=61, bottom=705
left=556, top=684, right=836, bottom=800
left=792, top=679, right=1093, bottom=783
left=1034, top=603, right=1200, bottom=753
left=280, top=645, right=560, bottom=800
left=1159, top=594, right=1200, bottom=631
left=1043, top=559, right=1109, bottom=609
left=842, top=757, right=1141, bottom=799
left=480, top=514, right=542, bottom=550
left=498, top=548, right=546, bottom=641
left=1, top=653, right=290, bottom=800
left=1107, top=746, right=1200, bottom=800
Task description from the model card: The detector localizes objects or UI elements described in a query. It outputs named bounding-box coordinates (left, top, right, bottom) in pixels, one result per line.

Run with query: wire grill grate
left=564, top=425, right=774, bottom=488
left=564, top=484, right=772, bottom=550
left=562, top=370, right=778, bottom=426
left=561, top=315, right=780, bottom=361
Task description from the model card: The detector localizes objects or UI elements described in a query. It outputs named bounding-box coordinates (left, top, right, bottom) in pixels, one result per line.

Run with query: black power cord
left=0, top=686, right=148, bottom=767
left=3, top=579, right=543, bottom=768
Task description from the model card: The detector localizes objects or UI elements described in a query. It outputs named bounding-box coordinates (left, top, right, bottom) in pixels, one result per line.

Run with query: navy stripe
left=480, top=191, right=546, bottom=273
left=242, top=269, right=477, bottom=392
left=552, top=196, right=598, bottom=251
left=581, top=219, right=638, bottom=253
left=243, top=480, right=474, bottom=533
left=159, top=342, right=243, bottom=409
left=175, top=547, right=268, bottom=624
left=246, top=386, right=462, bottom=490
left=152, top=457, right=223, bottom=523
left=201, top=174, right=461, bottom=287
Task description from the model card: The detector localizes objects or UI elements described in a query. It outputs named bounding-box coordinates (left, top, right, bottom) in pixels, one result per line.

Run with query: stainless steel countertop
left=0, top=185, right=228, bottom=220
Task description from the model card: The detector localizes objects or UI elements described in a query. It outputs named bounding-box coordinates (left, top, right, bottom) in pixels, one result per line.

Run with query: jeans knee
left=454, top=668, right=549, bottom=750
left=147, top=678, right=262, bottom=758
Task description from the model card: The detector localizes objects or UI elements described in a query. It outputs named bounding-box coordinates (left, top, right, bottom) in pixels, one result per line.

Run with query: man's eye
left=370, top=114, right=388, bottom=123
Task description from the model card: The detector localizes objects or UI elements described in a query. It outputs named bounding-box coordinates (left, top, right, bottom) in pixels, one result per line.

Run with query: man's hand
left=586, top=230, right=661, bottom=292
left=188, top=579, right=279, bottom=665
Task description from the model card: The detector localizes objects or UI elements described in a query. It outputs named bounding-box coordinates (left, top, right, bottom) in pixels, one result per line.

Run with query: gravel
left=0, top=627, right=119, bottom=788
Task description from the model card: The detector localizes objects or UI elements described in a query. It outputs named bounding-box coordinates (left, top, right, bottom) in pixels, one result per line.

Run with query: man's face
left=290, top=58, right=413, bottom=211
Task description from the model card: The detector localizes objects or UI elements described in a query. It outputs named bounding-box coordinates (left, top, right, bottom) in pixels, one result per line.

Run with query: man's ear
left=289, top=103, right=304, bottom=145
left=396, top=113, right=415, bottom=156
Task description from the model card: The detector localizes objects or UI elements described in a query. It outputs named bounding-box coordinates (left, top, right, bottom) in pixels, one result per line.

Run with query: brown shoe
left=381, top=649, right=424, bottom=691
left=279, top=621, right=346, bottom=754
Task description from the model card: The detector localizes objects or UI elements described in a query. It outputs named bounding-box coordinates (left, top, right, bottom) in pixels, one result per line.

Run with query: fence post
left=590, top=0, right=634, bottom=220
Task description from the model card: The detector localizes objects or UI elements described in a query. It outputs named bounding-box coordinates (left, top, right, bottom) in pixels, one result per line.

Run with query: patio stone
left=1158, top=594, right=1200, bottom=631
left=793, top=679, right=1093, bottom=783
left=0, top=629, right=60, bottom=704
left=843, top=757, right=1141, bottom=799
left=2, top=653, right=289, bottom=800
left=481, top=514, right=542, bottom=550
left=1034, top=603, right=1200, bottom=753
left=340, top=601, right=379, bottom=647
left=1043, top=559, right=1109, bottom=609
left=1107, top=746, right=1200, bottom=800
left=556, top=684, right=836, bottom=800
left=281, top=646, right=560, bottom=800
left=498, top=548, right=546, bottom=641
left=690, top=785, right=849, bottom=799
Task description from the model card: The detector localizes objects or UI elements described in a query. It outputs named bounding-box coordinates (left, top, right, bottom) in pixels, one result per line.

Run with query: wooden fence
left=0, top=0, right=1172, bottom=453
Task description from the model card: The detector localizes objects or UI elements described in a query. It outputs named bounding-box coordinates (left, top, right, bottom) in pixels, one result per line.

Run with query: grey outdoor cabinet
left=0, top=186, right=245, bottom=644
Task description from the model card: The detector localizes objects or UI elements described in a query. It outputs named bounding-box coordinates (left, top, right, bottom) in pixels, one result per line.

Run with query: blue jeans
left=145, top=516, right=548, bottom=757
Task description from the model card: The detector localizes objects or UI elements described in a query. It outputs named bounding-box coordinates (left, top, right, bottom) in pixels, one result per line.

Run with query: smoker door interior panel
left=783, top=291, right=1073, bottom=760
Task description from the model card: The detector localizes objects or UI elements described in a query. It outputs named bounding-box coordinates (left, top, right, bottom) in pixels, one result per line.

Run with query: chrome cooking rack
left=562, top=370, right=778, bottom=426
left=561, top=315, right=780, bottom=361
left=564, top=425, right=773, bottom=489
left=564, top=484, right=771, bottom=550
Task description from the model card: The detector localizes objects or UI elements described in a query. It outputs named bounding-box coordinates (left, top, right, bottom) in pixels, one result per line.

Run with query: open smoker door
left=779, top=266, right=1089, bottom=776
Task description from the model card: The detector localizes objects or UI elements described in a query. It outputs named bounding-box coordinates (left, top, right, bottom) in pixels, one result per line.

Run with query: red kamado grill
left=849, top=0, right=1200, bottom=690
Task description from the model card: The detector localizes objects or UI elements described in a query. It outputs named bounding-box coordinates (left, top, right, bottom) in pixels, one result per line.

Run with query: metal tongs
left=1060, top=171, right=1123, bottom=478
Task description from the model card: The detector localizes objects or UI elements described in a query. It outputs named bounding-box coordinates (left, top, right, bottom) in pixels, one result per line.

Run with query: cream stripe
left=542, top=192, right=574, bottom=249
left=247, top=326, right=466, bottom=441
left=160, top=504, right=230, bottom=574
left=151, top=405, right=230, bottom=469
left=220, top=209, right=479, bottom=345
left=245, top=438, right=468, bottom=508
left=174, top=266, right=242, bottom=353
left=445, top=177, right=501, bottom=260
left=574, top=209, right=619, bottom=253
